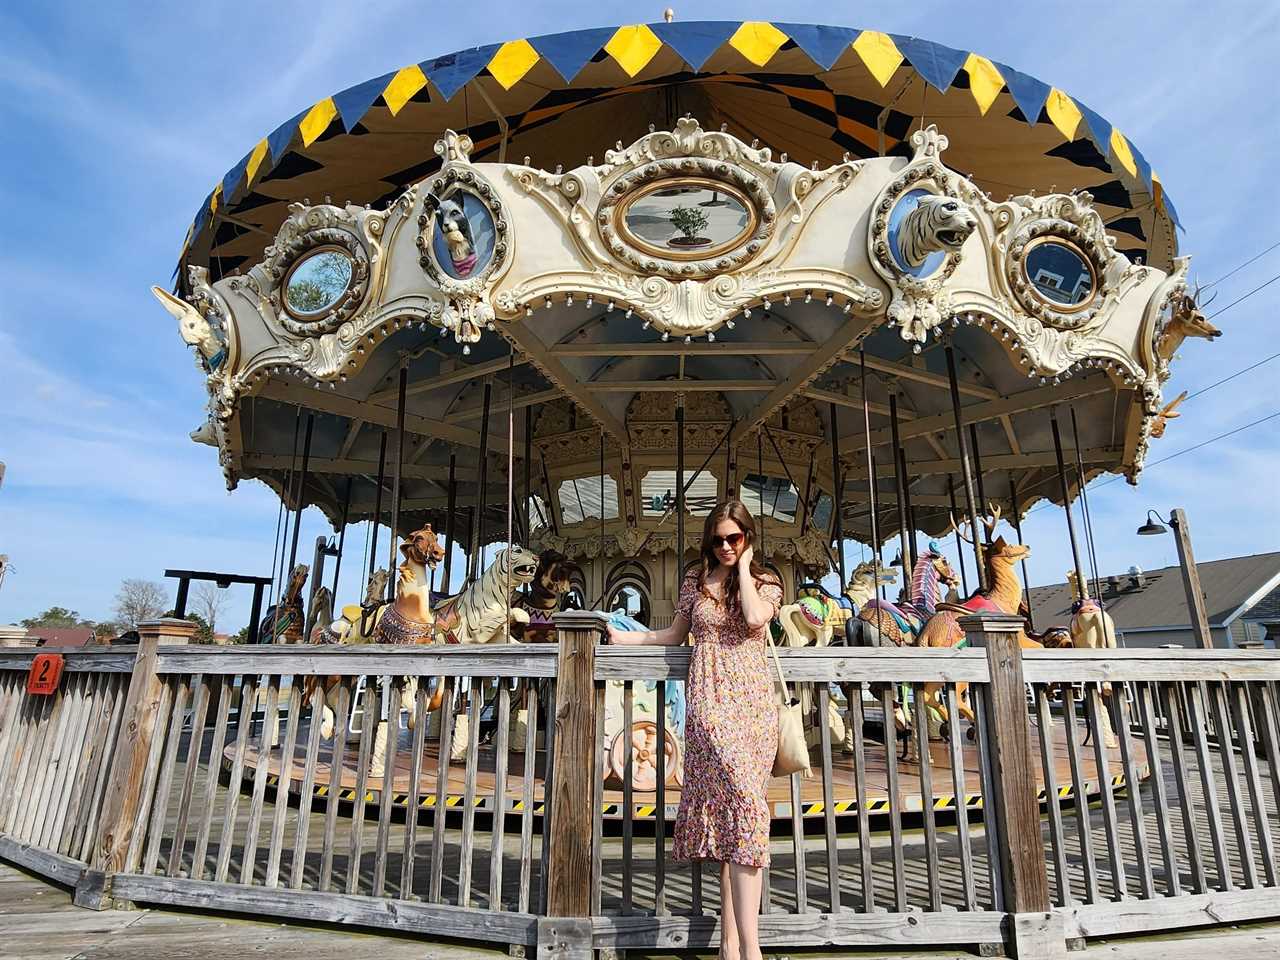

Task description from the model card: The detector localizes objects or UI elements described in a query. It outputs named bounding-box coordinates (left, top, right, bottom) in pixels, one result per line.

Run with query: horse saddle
left=863, top=599, right=918, bottom=635
left=935, top=593, right=1004, bottom=616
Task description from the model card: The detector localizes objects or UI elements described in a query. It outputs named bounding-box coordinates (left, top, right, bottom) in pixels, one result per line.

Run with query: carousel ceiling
left=162, top=22, right=1216, bottom=556
left=179, top=21, right=1179, bottom=285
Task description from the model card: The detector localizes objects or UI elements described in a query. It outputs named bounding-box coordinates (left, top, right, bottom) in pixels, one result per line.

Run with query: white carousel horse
left=1067, top=570, right=1119, bottom=749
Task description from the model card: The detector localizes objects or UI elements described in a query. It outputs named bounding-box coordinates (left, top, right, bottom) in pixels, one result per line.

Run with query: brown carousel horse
left=916, top=505, right=1041, bottom=727
left=260, top=563, right=309, bottom=643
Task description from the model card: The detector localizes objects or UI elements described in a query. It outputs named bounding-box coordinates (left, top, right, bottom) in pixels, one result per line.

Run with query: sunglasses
left=711, top=533, right=745, bottom=549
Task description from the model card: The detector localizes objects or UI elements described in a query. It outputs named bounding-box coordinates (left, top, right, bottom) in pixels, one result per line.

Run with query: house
left=1026, top=552, right=1280, bottom=649
left=25, top=627, right=97, bottom=649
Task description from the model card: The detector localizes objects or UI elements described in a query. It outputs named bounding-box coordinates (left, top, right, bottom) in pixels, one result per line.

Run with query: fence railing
left=1, top=614, right=1278, bottom=958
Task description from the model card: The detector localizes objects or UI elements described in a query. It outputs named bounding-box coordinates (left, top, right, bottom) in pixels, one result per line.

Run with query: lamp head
left=1136, top=509, right=1168, bottom=536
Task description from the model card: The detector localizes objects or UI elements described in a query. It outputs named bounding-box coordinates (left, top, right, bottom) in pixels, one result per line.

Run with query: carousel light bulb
left=783, top=294, right=792, bottom=306
left=566, top=293, right=574, bottom=306
left=725, top=319, right=735, bottom=329
left=912, top=343, right=922, bottom=354
left=545, top=297, right=553, bottom=309
left=585, top=295, right=593, bottom=308
left=607, top=301, right=615, bottom=312
left=707, top=331, right=715, bottom=342
left=804, top=291, right=812, bottom=303
left=340, top=374, right=347, bottom=382
left=642, top=320, right=651, bottom=330
left=329, top=382, right=337, bottom=390
left=743, top=307, right=751, bottom=318
left=843, top=301, right=853, bottom=314
left=625, top=308, right=634, bottom=319
left=463, top=344, right=472, bottom=355
left=661, top=331, right=670, bottom=341
left=526, top=305, right=533, bottom=317
left=762, top=297, right=771, bottom=309
left=825, top=294, right=834, bottom=307
left=684, top=335, right=692, bottom=344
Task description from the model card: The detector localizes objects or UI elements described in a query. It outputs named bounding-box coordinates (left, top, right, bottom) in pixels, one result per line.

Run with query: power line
left=1203, top=239, right=1280, bottom=290
left=1185, top=350, right=1280, bottom=402
left=1026, top=408, right=1280, bottom=515
left=1207, top=272, right=1280, bottom=320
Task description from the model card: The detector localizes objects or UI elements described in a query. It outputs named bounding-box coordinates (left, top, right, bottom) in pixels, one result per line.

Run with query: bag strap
left=766, top=629, right=790, bottom=703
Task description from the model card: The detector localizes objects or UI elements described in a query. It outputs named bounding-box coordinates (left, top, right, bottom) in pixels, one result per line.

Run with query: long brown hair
left=691, top=499, right=778, bottom=608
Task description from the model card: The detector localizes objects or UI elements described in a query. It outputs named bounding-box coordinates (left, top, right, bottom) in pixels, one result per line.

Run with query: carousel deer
left=1156, top=284, right=1222, bottom=364
left=915, top=505, right=1040, bottom=730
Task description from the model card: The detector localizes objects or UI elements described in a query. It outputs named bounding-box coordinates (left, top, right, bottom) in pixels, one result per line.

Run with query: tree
left=114, top=579, right=167, bottom=631
left=21, top=606, right=93, bottom=629
left=191, top=582, right=229, bottom=635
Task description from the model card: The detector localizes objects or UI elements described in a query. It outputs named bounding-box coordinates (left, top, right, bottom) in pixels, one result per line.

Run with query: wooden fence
left=1, top=613, right=1279, bottom=958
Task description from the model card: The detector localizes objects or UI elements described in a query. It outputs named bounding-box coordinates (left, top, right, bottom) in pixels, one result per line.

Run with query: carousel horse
left=857, top=540, right=960, bottom=647
left=329, top=568, right=390, bottom=643
left=424, top=545, right=541, bottom=760
left=1067, top=570, right=1120, bottom=748
left=305, top=587, right=336, bottom=644
left=259, top=564, right=309, bottom=643
left=916, top=506, right=1040, bottom=729
left=778, top=560, right=897, bottom=648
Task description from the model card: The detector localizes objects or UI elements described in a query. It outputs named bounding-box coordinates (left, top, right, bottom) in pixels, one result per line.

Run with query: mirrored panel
left=284, top=248, right=353, bottom=316
left=1024, top=238, right=1096, bottom=308
left=618, top=178, right=755, bottom=260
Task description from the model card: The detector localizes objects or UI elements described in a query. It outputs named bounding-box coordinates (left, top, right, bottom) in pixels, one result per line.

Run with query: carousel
left=158, top=19, right=1217, bottom=822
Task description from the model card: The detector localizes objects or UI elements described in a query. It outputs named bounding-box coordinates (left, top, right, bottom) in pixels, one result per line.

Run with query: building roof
left=26, top=627, right=97, bottom=648
left=1026, top=552, right=1280, bottom=633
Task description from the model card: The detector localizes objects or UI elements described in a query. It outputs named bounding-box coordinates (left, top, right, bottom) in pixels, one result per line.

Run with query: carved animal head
left=401, top=523, right=446, bottom=568
left=535, top=550, right=582, bottom=596
left=925, top=549, right=960, bottom=587
left=283, top=564, right=309, bottom=603
left=151, top=285, right=222, bottom=360
left=364, top=567, right=390, bottom=606
left=1157, top=285, right=1222, bottom=361
left=849, top=559, right=897, bottom=587
left=896, top=195, right=978, bottom=268
left=1150, top=390, right=1187, bottom=439
left=498, top=545, right=541, bottom=586
left=305, top=586, right=334, bottom=642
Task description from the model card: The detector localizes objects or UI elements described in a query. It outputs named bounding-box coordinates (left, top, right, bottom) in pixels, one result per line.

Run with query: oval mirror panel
left=1024, top=239, right=1096, bottom=308
left=431, top=191, right=496, bottom=280
left=619, top=179, right=755, bottom=259
left=284, top=249, right=353, bottom=316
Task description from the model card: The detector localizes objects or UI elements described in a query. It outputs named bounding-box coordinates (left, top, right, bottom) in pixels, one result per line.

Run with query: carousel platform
left=222, top=713, right=1143, bottom=822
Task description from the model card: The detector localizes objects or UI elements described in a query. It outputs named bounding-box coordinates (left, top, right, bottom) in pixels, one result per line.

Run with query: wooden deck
left=226, top=709, right=1140, bottom=821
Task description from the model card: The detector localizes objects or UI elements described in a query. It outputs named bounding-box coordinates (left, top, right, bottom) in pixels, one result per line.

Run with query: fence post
left=962, top=613, right=1062, bottom=959
left=538, top=610, right=608, bottom=960
left=76, top=618, right=194, bottom=909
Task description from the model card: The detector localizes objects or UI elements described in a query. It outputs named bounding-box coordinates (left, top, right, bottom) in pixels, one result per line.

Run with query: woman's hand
left=605, top=623, right=621, bottom=645
left=737, top=542, right=755, bottom=572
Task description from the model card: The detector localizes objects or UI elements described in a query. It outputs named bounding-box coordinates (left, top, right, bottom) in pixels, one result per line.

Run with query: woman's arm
left=737, top=545, right=777, bottom=629
left=606, top=614, right=691, bottom=646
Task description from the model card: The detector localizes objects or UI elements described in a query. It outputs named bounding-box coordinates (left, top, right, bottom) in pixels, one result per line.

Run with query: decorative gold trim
left=1020, top=235, right=1097, bottom=314
left=613, top=177, right=758, bottom=263
left=280, top=244, right=357, bottom=322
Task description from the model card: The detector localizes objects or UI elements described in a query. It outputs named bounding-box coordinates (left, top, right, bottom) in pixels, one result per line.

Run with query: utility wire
left=1185, top=350, right=1280, bottom=402
left=1203, top=239, right=1280, bottom=291
left=1207, top=272, right=1279, bottom=320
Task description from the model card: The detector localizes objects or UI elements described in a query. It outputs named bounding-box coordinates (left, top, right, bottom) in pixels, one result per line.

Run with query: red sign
left=27, top=653, right=65, bottom=695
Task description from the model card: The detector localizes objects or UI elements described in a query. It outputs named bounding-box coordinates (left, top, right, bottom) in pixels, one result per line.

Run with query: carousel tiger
left=896, top=194, right=978, bottom=268
left=428, top=545, right=541, bottom=646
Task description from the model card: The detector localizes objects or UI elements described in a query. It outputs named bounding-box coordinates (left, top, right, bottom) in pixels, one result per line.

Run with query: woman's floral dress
left=671, top=570, right=783, bottom=867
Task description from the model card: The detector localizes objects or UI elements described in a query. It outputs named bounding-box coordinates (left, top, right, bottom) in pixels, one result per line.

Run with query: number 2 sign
left=27, top=653, right=65, bottom=695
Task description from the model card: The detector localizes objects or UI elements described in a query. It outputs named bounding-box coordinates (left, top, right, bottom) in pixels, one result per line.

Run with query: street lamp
left=1136, top=510, right=1169, bottom=537
left=1136, top=507, right=1213, bottom=648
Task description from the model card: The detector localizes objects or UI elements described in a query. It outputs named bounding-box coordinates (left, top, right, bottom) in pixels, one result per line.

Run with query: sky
left=1, top=1, right=1278, bottom=632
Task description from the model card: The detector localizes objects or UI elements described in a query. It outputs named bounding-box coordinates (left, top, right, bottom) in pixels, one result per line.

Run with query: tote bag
left=767, top=631, right=812, bottom=778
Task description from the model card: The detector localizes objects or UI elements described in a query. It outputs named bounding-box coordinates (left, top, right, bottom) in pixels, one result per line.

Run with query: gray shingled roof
left=1026, top=552, right=1280, bottom=631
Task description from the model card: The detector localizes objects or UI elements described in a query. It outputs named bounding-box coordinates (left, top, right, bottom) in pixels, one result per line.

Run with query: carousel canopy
left=182, top=20, right=1178, bottom=283
left=167, top=22, right=1212, bottom=564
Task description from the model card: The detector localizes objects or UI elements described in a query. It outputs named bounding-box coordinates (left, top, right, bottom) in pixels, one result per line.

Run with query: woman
left=606, top=499, right=781, bottom=960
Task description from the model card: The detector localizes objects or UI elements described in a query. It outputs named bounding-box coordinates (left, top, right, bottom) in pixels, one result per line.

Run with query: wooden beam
left=337, top=420, right=364, bottom=459
left=586, top=380, right=772, bottom=392
left=842, top=447, right=1121, bottom=480
left=256, top=382, right=492, bottom=450
left=367, top=355, right=531, bottom=403
left=447, top=388, right=564, bottom=422
left=242, top=454, right=490, bottom=482
left=733, top=312, right=878, bottom=446
left=849, top=378, right=1111, bottom=450
left=800, top=386, right=898, bottom=419
left=552, top=341, right=815, bottom=357
left=853, top=354, right=1000, bottom=400
left=499, top=324, right=630, bottom=451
